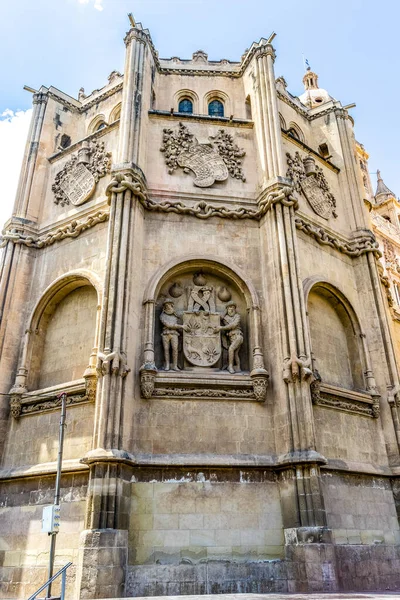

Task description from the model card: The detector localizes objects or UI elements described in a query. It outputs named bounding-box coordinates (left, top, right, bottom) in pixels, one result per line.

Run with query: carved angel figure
left=214, top=301, right=243, bottom=374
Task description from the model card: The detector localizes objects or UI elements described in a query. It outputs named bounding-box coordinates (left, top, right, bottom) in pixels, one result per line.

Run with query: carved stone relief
left=157, top=273, right=246, bottom=374
left=52, top=140, right=111, bottom=206
left=286, top=152, right=337, bottom=219
left=160, top=122, right=246, bottom=187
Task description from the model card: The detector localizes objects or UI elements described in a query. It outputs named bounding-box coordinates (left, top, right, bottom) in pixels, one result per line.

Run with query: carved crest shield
left=177, top=143, right=228, bottom=188
left=183, top=312, right=221, bottom=367
left=59, top=163, right=96, bottom=206
left=300, top=177, right=332, bottom=220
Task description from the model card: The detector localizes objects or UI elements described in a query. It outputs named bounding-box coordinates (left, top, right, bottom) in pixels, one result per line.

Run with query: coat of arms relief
left=286, top=151, right=337, bottom=220
left=157, top=272, right=245, bottom=374
left=52, top=140, right=111, bottom=206
left=160, top=122, right=246, bottom=188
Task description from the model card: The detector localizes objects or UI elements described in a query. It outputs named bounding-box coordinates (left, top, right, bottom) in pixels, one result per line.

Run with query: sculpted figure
left=160, top=299, right=186, bottom=371
left=214, top=301, right=243, bottom=374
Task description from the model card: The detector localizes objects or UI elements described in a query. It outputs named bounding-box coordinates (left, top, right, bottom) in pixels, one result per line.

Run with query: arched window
left=110, top=103, right=121, bottom=122
left=287, top=122, right=305, bottom=144
left=96, top=122, right=107, bottom=131
left=394, top=282, right=400, bottom=306
left=208, top=99, right=224, bottom=118
left=178, top=98, right=193, bottom=114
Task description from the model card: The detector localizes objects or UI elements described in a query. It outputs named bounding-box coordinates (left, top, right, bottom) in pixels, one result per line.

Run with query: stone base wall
left=126, top=543, right=400, bottom=597
left=0, top=472, right=87, bottom=600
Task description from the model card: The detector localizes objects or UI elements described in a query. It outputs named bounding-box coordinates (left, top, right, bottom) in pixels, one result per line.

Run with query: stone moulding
left=10, top=376, right=96, bottom=419
left=0, top=210, right=109, bottom=249
left=145, top=372, right=261, bottom=402
left=295, top=216, right=382, bottom=259
left=311, top=381, right=379, bottom=418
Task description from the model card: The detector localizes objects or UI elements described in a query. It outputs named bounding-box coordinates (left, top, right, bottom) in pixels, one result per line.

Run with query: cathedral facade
left=1, top=17, right=400, bottom=598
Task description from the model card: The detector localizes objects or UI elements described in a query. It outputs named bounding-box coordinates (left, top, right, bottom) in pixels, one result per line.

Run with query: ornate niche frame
left=9, top=269, right=102, bottom=418
left=140, top=256, right=269, bottom=401
left=304, top=278, right=380, bottom=418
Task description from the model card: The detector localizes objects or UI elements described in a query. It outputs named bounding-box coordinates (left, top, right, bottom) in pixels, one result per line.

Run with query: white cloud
left=0, top=108, right=32, bottom=229
left=78, top=0, right=103, bottom=9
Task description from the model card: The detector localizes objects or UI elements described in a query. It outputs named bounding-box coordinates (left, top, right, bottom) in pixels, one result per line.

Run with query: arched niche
left=304, top=278, right=377, bottom=397
left=13, top=271, right=102, bottom=394
left=141, top=256, right=268, bottom=401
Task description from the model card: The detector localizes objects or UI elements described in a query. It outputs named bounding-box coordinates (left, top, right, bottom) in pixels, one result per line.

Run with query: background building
left=1, top=16, right=400, bottom=598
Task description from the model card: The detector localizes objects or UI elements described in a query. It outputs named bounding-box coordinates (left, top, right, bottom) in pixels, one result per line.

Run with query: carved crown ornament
left=160, top=122, right=246, bottom=188
left=286, top=151, right=337, bottom=220
left=52, top=140, right=111, bottom=207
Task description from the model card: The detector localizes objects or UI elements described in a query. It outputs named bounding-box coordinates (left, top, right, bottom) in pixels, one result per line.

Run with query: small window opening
left=208, top=99, right=224, bottom=118
left=151, top=90, right=156, bottom=110
left=178, top=98, right=193, bottom=114
left=288, top=127, right=300, bottom=140
left=60, top=134, right=71, bottom=149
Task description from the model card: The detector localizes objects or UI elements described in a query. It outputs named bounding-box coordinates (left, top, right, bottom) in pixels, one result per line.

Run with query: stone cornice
left=148, top=110, right=253, bottom=128
left=277, top=90, right=310, bottom=119
left=295, top=214, right=382, bottom=258
left=282, top=130, right=340, bottom=173
left=0, top=209, right=109, bottom=249
left=48, top=119, right=119, bottom=164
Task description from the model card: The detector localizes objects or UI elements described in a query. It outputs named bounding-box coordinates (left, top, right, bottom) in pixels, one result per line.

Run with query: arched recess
left=88, top=114, right=108, bottom=135
left=109, top=102, right=122, bottom=123
left=304, top=278, right=374, bottom=392
left=287, top=121, right=305, bottom=144
left=14, top=270, right=102, bottom=393
left=203, top=90, right=230, bottom=118
left=142, top=255, right=266, bottom=379
left=174, top=90, right=199, bottom=114
left=279, top=113, right=286, bottom=130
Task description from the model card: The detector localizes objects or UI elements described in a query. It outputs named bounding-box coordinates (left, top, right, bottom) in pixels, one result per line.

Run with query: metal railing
left=27, top=562, right=72, bottom=600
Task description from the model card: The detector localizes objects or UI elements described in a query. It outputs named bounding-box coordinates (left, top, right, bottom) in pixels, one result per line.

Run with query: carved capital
left=84, top=373, right=97, bottom=403
left=106, top=167, right=148, bottom=204
left=124, top=27, right=148, bottom=48
left=139, top=364, right=157, bottom=399
left=32, top=92, right=48, bottom=106
left=283, top=355, right=313, bottom=384
left=251, top=375, right=268, bottom=402
left=10, top=396, right=22, bottom=419
left=96, top=351, right=130, bottom=378
left=255, top=44, right=276, bottom=62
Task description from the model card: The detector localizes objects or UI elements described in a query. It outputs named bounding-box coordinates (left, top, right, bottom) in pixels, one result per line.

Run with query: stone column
left=117, top=25, right=148, bottom=166
left=76, top=24, right=154, bottom=598
left=252, top=43, right=284, bottom=184
left=259, top=182, right=338, bottom=591
left=336, top=109, right=369, bottom=230
left=14, top=92, right=48, bottom=218
left=253, top=41, right=337, bottom=581
left=0, top=93, right=48, bottom=459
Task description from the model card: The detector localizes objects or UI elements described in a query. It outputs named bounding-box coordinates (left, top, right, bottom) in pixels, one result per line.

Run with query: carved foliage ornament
left=53, top=140, right=111, bottom=206
left=286, top=151, right=336, bottom=220
left=160, top=122, right=246, bottom=188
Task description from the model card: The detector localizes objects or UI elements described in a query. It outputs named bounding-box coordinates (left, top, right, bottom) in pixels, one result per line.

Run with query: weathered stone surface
left=1, top=15, right=400, bottom=600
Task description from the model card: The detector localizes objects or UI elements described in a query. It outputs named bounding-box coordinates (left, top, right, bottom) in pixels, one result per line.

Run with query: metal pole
left=46, top=393, right=67, bottom=599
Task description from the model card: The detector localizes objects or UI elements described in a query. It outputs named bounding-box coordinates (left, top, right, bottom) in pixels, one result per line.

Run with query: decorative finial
left=128, top=13, right=135, bottom=28
left=375, top=169, right=395, bottom=202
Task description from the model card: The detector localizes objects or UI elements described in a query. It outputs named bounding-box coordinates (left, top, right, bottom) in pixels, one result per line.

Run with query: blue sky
left=0, top=0, right=399, bottom=225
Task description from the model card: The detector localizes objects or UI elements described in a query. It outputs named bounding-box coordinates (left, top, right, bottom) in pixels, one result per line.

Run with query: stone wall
left=0, top=472, right=87, bottom=599
left=129, top=474, right=283, bottom=566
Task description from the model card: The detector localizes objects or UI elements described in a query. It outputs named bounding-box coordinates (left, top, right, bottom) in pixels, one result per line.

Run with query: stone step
left=98, top=594, right=400, bottom=600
